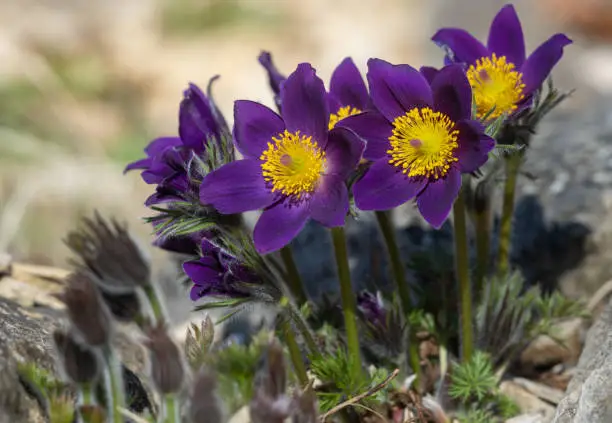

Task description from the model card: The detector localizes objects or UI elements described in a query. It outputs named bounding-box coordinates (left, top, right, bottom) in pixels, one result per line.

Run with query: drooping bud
left=53, top=329, right=100, bottom=385
left=189, top=369, right=226, bottom=423
left=58, top=271, right=113, bottom=347
left=144, top=322, right=185, bottom=394
left=65, top=212, right=151, bottom=293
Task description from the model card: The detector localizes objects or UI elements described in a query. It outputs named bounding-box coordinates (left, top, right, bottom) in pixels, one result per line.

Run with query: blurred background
left=1, top=0, right=611, bottom=315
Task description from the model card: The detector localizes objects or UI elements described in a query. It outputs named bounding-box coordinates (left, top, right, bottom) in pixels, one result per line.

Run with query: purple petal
left=353, top=158, right=427, bottom=211
left=431, top=64, right=472, bottom=122
left=487, top=4, right=526, bottom=67
left=310, top=174, right=349, bottom=227
left=258, top=51, right=287, bottom=98
left=338, top=111, right=393, bottom=161
left=416, top=167, right=461, bottom=229
left=367, top=58, right=433, bottom=123
left=455, top=120, right=495, bottom=173
left=179, top=83, right=220, bottom=151
left=330, top=57, right=370, bottom=110
left=145, top=137, right=182, bottom=156
left=199, top=160, right=276, bottom=214
left=325, top=127, right=365, bottom=179
left=253, top=201, right=310, bottom=254
left=432, top=28, right=489, bottom=65
left=125, top=157, right=152, bottom=173
left=420, top=66, right=440, bottom=85
left=520, top=34, right=572, bottom=95
left=233, top=100, right=285, bottom=159
left=281, top=63, right=329, bottom=148
left=183, top=260, right=223, bottom=285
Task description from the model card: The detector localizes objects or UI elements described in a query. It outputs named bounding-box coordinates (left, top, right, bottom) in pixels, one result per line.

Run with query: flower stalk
left=453, top=184, right=473, bottom=361
left=279, top=245, right=308, bottom=305
left=497, top=152, right=523, bottom=276
left=374, top=210, right=422, bottom=384
left=473, top=190, right=491, bottom=296
left=281, top=319, right=309, bottom=386
left=163, top=394, right=180, bottom=423
left=330, top=226, right=362, bottom=377
left=102, top=346, right=125, bottom=423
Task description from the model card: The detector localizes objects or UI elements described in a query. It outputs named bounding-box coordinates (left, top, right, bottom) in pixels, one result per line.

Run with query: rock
left=228, top=405, right=250, bottom=423
left=512, top=378, right=565, bottom=406
left=520, top=319, right=588, bottom=375
left=506, top=414, right=547, bottom=423
left=0, top=262, right=154, bottom=422
left=500, top=380, right=556, bottom=422
left=552, top=298, right=612, bottom=422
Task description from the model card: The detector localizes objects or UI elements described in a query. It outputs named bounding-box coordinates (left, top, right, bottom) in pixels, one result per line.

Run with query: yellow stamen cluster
left=329, top=105, right=362, bottom=130
left=388, top=107, right=459, bottom=179
left=466, top=54, right=526, bottom=120
left=260, top=130, right=326, bottom=198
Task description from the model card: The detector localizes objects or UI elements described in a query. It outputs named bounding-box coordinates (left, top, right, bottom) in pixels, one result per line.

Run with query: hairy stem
left=330, top=227, right=362, bottom=377
left=374, top=210, right=421, bottom=385
left=474, top=204, right=491, bottom=297
left=280, top=245, right=308, bottom=305
left=282, top=319, right=308, bottom=386
left=286, top=301, right=321, bottom=359
left=163, top=394, right=180, bottom=423
left=144, top=285, right=165, bottom=323
left=103, top=345, right=125, bottom=423
left=497, top=153, right=522, bottom=276
left=453, top=187, right=473, bottom=361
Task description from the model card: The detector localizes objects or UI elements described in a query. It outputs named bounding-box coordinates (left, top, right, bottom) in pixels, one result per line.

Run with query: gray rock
left=552, top=298, right=612, bottom=422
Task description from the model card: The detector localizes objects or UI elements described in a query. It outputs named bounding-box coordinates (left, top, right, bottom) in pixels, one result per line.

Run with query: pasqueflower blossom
left=258, top=51, right=371, bottom=129
left=125, top=81, right=228, bottom=205
left=431, top=4, right=572, bottom=119
left=183, top=239, right=256, bottom=300
left=200, top=63, right=365, bottom=254
left=346, top=60, right=494, bottom=228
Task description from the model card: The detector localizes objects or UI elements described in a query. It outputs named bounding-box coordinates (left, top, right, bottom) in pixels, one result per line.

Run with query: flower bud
left=144, top=322, right=185, bottom=394
left=58, top=271, right=112, bottom=346
left=65, top=212, right=151, bottom=293
left=53, top=330, right=100, bottom=385
left=189, top=369, right=225, bottom=423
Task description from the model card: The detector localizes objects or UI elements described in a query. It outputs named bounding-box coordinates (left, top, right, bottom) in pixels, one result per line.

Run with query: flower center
left=466, top=54, right=526, bottom=120
left=260, top=130, right=326, bottom=198
left=387, top=107, right=459, bottom=179
left=329, top=105, right=362, bottom=130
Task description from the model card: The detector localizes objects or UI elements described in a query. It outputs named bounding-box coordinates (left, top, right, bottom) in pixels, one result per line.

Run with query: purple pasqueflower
left=125, top=80, right=228, bottom=206
left=357, top=291, right=386, bottom=327
left=431, top=4, right=572, bottom=120
left=200, top=63, right=365, bottom=254
left=258, top=52, right=371, bottom=130
left=183, top=239, right=255, bottom=300
left=347, top=59, right=495, bottom=228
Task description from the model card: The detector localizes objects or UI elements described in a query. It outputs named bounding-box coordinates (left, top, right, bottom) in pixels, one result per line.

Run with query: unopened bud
left=144, top=322, right=185, bottom=394
left=58, top=272, right=112, bottom=346
left=53, top=330, right=100, bottom=385
left=189, top=369, right=225, bottom=423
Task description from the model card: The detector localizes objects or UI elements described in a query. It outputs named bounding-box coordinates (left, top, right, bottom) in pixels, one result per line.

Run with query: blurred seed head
left=57, top=271, right=113, bottom=346
left=65, top=212, right=151, bottom=293
left=144, top=322, right=185, bottom=394
left=53, top=329, right=100, bottom=385
left=189, top=369, right=226, bottom=423
left=292, top=388, right=319, bottom=423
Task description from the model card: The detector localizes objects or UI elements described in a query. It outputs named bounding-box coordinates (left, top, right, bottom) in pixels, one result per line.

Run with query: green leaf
left=449, top=351, right=498, bottom=404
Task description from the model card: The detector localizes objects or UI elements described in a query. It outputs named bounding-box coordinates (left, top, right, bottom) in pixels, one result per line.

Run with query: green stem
left=374, top=211, right=421, bottom=386
left=103, top=345, right=125, bottom=423
left=163, top=394, right=180, bottom=423
left=282, top=320, right=308, bottom=386
left=330, top=227, right=361, bottom=377
left=287, top=301, right=321, bottom=359
left=497, top=153, right=522, bottom=276
left=144, top=285, right=165, bottom=323
left=474, top=205, right=491, bottom=297
left=280, top=245, right=308, bottom=305
left=453, top=187, right=473, bottom=362
left=79, top=383, right=93, bottom=405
